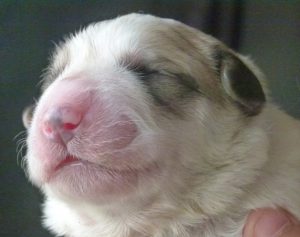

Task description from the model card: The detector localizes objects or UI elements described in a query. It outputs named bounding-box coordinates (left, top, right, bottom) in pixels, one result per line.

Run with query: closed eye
left=119, top=54, right=157, bottom=79
left=127, top=63, right=157, bottom=78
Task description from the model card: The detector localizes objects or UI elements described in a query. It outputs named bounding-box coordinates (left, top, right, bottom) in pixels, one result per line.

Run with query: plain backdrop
left=0, top=1, right=299, bottom=237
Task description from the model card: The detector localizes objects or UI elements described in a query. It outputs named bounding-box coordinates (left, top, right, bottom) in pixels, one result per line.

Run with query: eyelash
left=127, top=63, right=157, bottom=78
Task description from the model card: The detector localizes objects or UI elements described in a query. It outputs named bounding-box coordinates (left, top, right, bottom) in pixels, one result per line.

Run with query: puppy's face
left=24, top=14, right=265, bottom=205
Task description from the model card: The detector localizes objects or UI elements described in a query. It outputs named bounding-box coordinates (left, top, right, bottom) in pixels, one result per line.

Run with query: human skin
left=244, top=208, right=300, bottom=237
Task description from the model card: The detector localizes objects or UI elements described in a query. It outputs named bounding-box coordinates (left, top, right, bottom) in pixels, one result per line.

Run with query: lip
left=53, top=154, right=129, bottom=175
left=51, top=153, right=157, bottom=179
left=54, top=155, right=81, bottom=171
left=43, top=152, right=160, bottom=199
left=50, top=153, right=158, bottom=180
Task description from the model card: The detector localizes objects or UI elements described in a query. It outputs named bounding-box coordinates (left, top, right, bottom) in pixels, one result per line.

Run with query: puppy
left=23, top=13, right=300, bottom=237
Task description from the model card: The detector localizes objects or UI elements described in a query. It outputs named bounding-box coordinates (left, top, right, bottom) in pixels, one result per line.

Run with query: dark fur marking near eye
left=127, top=63, right=157, bottom=78
left=119, top=54, right=157, bottom=77
left=141, top=71, right=202, bottom=115
left=120, top=53, right=202, bottom=116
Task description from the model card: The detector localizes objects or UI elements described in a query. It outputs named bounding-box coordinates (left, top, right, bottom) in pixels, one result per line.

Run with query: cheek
left=80, top=108, right=139, bottom=152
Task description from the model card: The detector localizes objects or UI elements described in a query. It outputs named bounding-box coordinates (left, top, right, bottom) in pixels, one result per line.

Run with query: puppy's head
left=23, top=14, right=266, bottom=206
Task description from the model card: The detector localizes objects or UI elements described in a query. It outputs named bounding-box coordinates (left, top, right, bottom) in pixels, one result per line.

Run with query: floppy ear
left=218, top=51, right=266, bottom=116
left=22, top=105, right=34, bottom=129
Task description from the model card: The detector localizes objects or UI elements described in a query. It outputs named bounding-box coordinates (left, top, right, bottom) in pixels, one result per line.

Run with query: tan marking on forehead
left=138, top=20, right=225, bottom=102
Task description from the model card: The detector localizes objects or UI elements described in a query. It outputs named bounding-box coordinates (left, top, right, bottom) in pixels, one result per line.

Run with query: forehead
left=64, top=15, right=168, bottom=69
left=46, top=14, right=221, bottom=96
left=61, top=15, right=215, bottom=66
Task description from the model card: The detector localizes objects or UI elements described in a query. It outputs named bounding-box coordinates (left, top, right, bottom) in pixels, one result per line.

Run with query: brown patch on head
left=135, top=19, right=226, bottom=103
left=134, top=18, right=265, bottom=116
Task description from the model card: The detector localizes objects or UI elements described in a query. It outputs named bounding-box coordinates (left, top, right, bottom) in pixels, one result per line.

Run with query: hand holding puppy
left=244, top=208, right=300, bottom=237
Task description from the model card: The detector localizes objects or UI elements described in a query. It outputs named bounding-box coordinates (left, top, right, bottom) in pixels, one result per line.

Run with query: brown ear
left=22, top=105, right=34, bottom=129
left=218, top=51, right=266, bottom=116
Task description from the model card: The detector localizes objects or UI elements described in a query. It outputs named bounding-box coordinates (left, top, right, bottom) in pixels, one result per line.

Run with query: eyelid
left=127, top=63, right=158, bottom=78
left=125, top=61, right=202, bottom=95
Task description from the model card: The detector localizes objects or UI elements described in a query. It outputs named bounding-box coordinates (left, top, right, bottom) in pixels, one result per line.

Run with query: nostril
left=59, top=107, right=82, bottom=130
left=63, top=123, right=79, bottom=130
left=42, top=106, right=82, bottom=144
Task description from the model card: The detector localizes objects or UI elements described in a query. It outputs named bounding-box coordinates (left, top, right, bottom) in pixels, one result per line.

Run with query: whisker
left=16, top=139, right=27, bottom=166
left=16, top=138, right=26, bottom=152
left=13, top=130, right=27, bottom=141
left=14, top=129, right=28, bottom=168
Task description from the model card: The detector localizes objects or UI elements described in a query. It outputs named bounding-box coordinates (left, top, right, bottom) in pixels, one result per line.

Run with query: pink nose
left=42, top=106, right=82, bottom=144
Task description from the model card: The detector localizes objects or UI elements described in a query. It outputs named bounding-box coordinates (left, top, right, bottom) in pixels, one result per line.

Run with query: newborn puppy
left=23, top=13, right=300, bottom=237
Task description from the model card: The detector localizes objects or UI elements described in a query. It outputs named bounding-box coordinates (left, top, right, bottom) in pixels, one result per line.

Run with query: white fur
left=25, top=14, right=300, bottom=237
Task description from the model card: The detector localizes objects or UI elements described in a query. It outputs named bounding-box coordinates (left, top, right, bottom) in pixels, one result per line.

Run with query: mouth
left=45, top=153, right=159, bottom=200
left=53, top=154, right=157, bottom=176
left=53, top=153, right=142, bottom=175
left=54, top=155, right=81, bottom=171
left=50, top=153, right=158, bottom=183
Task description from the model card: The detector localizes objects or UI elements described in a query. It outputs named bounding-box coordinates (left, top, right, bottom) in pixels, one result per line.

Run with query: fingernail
left=254, top=209, right=292, bottom=237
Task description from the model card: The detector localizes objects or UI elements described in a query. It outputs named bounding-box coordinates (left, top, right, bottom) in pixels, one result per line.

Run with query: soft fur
left=23, top=13, right=300, bottom=237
